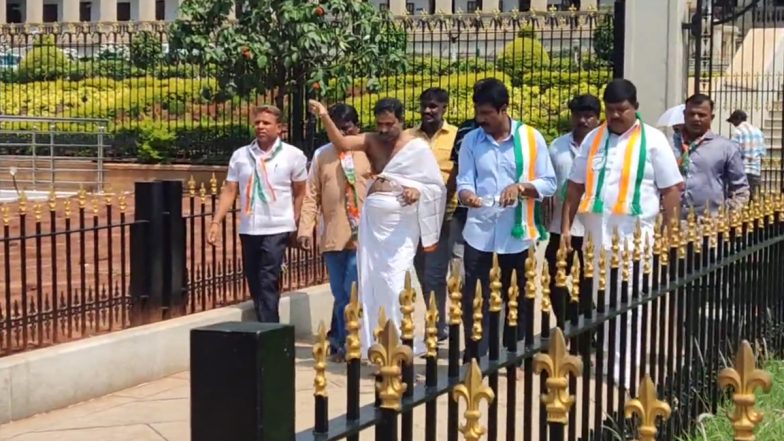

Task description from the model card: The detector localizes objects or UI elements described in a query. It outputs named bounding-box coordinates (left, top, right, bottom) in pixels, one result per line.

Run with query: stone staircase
left=761, top=99, right=784, bottom=189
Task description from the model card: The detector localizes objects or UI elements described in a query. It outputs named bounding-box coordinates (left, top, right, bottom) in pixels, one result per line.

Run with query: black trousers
left=240, top=232, right=289, bottom=323
left=462, top=244, right=528, bottom=361
left=545, top=233, right=594, bottom=356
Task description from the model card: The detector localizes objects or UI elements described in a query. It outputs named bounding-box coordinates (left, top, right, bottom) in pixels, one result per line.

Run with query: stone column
left=481, top=0, right=499, bottom=12
left=389, top=0, right=406, bottom=15
left=137, top=0, right=157, bottom=20
left=25, top=0, right=44, bottom=23
left=62, top=0, right=81, bottom=22
left=623, top=0, right=687, bottom=122
left=530, top=0, right=547, bottom=11
left=0, top=0, right=6, bottom=24
left=581, top=0, right=597, bottom=10
left=434, top=0, right=450, bottom=14
left=97, top=0, right=117, bottom=21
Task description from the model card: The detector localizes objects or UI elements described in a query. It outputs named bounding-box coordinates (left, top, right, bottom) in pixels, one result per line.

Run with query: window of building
left=155, top=0, right=164, bottom=19
left=43, top=4, right=58, bottom=22
left=467, top=1, right=476, bottom=12
left=379, top=3, right=389, bottom=11
left=518, top=0, right=530, bottom=11
left=79, top=2, right=91, bottom=21
left=7, top=4, right=22, bottom=23
left=406, top=2, right=414, bottom=13
left=117, top=2, right=131, bottom=21
left=775, top=0, right=784, bottom=7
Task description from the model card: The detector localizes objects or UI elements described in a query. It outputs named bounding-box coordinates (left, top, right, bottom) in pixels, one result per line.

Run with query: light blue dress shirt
left=456, top=121, right=557, bottom=254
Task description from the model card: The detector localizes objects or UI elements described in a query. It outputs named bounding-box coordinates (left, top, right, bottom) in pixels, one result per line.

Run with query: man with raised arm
left=308, top=98, right=446, bottom=358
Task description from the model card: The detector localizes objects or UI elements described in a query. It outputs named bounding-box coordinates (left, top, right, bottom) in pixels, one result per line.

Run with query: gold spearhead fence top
left=344, top=283, right=362, bottom=361
left=47, top=188, right=56, bottom=212
left=63, top=198, right=72, bottom=217
left=598, top=249, right=607, bottom=291
left=452, top=359, right=495, bottom=441
left=448, top=259, right=463, bottom=326
left=633, top=219, right=642, bottom=261
left=525, top=246, right=537, bottom=299
left=188, top=175, right=196, bottom=197
left=678, top=223, right=688, bottom=259
left=18, top=191, right=27, bottom=215
left=555, top=240, right=568, bottom=288
left=471, top=283, right=483, bottom=342
left=118, top=192, right=127, bottom=213
left=489, top=254, right=502, bottom=312
left=533, top=327, right=583, bottom=424
left=660, top=226, right=670, bottom=267
left=399, top=272, right=415, bottom=341
left=210, top=173, right=218, bottom=195
left=653, top=218, right=662, bottom=256
left=313, top=322, right=328, bottom=397
left=569, top=253, right=580, bottom=304
left=643, top=232, right=652, bottom=275
left=103, top=189, right=113, bottom=207
left=1, top=205, right=8, bottom=226
left=199, top=182, right=207, bottom=203
left=611, top=228, right=621, bottom=268
left=91, top=194, right=100, bottom=216
left=425, top=293, right=439, bottom=358
left=622, top=243, right=631, bottom=282
left=624, top=375, right=672, bottom=441
left=584, top=234, right=594, bottom=278
left=368, top=320, right=414, bottom=410
left=374, top=307, right=387, bottom=343
left=33, top=201, right=42, bottom=222
left=669, top=218, right=680, bottom=250
left=507, top=270, right=520, bottom=327
left=541, top=262, right=552, bottom=312
left=717, top=340, right=773, bottom=441
left=77, top=186, right=86, bottom=208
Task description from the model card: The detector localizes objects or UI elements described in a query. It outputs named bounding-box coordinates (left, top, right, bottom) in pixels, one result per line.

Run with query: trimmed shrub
left=17, top=35, right=74, bottom=82
left=497, top=37, right=551, bottom=86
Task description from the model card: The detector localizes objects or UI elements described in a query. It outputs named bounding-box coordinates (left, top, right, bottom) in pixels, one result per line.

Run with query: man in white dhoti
left=561, top=79, right=683, bottom=387
left=308, top=98, right=447, bottom=358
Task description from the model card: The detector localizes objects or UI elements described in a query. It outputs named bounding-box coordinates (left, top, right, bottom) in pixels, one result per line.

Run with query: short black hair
left=685, top=93, right=715, bottom=110
left=728, top=109, right=748, bottom=122
left=328, top=103, right=359, bottom=125
left=374, top=98, right=404, bottom=121
left=472, top=78, right=509, bottom=110
left=420, top=87, right=449, bottom=104
left=568, top=94, right=601, bottom=116
left=603, top=79, right=638, bottom=105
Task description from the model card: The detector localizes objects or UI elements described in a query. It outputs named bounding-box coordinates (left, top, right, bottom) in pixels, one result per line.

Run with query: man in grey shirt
left=676, top=93, right=749, bottom=215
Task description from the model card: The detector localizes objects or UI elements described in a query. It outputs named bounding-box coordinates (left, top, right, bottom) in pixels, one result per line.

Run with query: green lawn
left=684, top=360, right=784, bottom=441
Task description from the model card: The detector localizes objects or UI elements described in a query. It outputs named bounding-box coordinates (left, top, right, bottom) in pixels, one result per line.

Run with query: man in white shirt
left=457, top=78, right=557, bottom=359
left=545, top=94, right=600, bottom=329
left=208, top=105, right=308, bottom=323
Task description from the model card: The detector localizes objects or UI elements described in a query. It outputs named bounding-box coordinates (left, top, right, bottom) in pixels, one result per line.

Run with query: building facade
left=0, top=0, right=605, bottom=25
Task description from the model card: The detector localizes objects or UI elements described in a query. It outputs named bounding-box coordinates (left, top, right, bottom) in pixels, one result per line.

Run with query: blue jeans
left=323, top=250, right=358, bottom=352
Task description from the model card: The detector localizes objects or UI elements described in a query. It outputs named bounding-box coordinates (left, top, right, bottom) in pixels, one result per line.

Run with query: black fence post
left=161, top=180, right=186, bottom=318
left=129, top=181, right=166, bottom=325
left=191, top=322, right=295, bottom=441
left=613, top=0, right=626, bottom=79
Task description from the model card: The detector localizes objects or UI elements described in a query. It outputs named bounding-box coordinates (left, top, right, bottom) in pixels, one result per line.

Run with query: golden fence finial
left=718, top=340, right=773, bottom=441
left=569, top=253, right=580, bottom=304
left=199, top=182, right=207, bottom=203
left=345, top=283, right=362, bottom=361
left=210, top=173, right=218, bottom=195
left=118, top=192, right=127, bottom=213
left=660, top=226, right=670, bottom=267
left=624, top=375, right=672, bottom=441
left=670, top=218, right=680, bottom=252
left=1, top=205, right=9, bottom=226
left=313, top=322, right=328, bottom=397
left=533, top=327, right=583, bottom=423
left=77, top=185, right=86, bottom=208
left=33, top=201, right=42, bottom=222
left=598, top=249, right=607, bottom=291
left=91, top=193, right=100, bottom=216
left=718, top=204, right=728, bottom=234
left=643, top=232, right=652, bottom=274
left=611, top=228, right=621, bottom=268
left=633, top=219, right=642, bottom=261
left=425, top=293, right=439, bottom=358
left=399, top=272, right=415, bottom=341
left=448, top=260, right=463, bottom=326
left=653, top=217, right=662, bottom=256
left=452, top=359, right=495, bottom=441
left=555, top=240, right=568, bottom=288
left=368, top=320, right=414, bottom=410
left=489, top=254, right=502, bottom=313
left=622, top=243, right=631, bottom=282
left=103, top=189, right=113, bottom=207
left=507, top=270, right=520, bottom=327
left=525, top=246, right=537, bottom=299
left=471, top=283, right=483, bottom=342
left=18, top=191, right=28, bottom=215
left=541, top=261, right=552, bottom=313
left=584, top=234, right=594, bottom=279
left=374, top=307, right=387, bottom=343
left=47, top=188, right=57, bottom=212
left=187, top=175, right=196, bottom=197
left=63, top=198, right=72, bottom=218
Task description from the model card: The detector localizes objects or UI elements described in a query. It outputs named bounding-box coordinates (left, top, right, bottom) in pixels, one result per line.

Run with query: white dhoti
left=358, top=193, right=425, bottom=358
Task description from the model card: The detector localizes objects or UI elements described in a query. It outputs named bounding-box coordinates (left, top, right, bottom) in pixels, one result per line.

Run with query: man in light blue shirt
left=457, top=78, right=556, bottom=359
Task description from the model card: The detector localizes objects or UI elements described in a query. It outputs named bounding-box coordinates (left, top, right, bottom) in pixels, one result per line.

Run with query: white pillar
left=389, top=0, right=406, bottom=15
left=434, top=0, right=450, bottom=14
left=481, top=0, right=499, bottom=12
left=26, top=0, right=44, bottom=23
left=623, top=0, right=687, bottom=122
left=61, top=0, right=80, bottom=21
left=530, top=0, right=547, bottom=11
left=581, top=0, right=597, bottom=10
left=97, top=0, right=116, bottom=21
left=135, top=0, right=155, bottom=20
left=0, top=0, right=6, bottom=23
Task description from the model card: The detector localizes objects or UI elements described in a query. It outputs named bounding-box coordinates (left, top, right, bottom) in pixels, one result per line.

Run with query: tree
left=129, top=31, right=164, bottom=70
left=592, top=18, right=613, bottom=65
left=168, top=0, right=407, bottom=108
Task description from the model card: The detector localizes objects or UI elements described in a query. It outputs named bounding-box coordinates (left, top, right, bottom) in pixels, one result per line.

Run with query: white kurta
left=357, top=138, right=446, bottom=359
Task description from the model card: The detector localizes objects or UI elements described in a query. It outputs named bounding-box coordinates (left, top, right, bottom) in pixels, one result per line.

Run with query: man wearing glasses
left=456, top=78, right=556, bottom=359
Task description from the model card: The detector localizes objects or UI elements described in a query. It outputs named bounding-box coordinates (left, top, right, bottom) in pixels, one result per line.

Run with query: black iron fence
left=0, top=178, right=327, bottom=356
left=0, top=9, right=617, bottom=164
left=192, top=192, right=784, bottom=441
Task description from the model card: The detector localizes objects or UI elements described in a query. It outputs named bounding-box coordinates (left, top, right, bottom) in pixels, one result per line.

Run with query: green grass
left=684, top=360, right=784, bottom=441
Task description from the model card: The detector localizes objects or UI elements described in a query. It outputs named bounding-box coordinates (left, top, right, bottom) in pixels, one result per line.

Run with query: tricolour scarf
left=339, top=151, right=361, bottom=239
left=511, top=121, right=548, bottom=241
left=244, top=139, right=283, bottom=214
